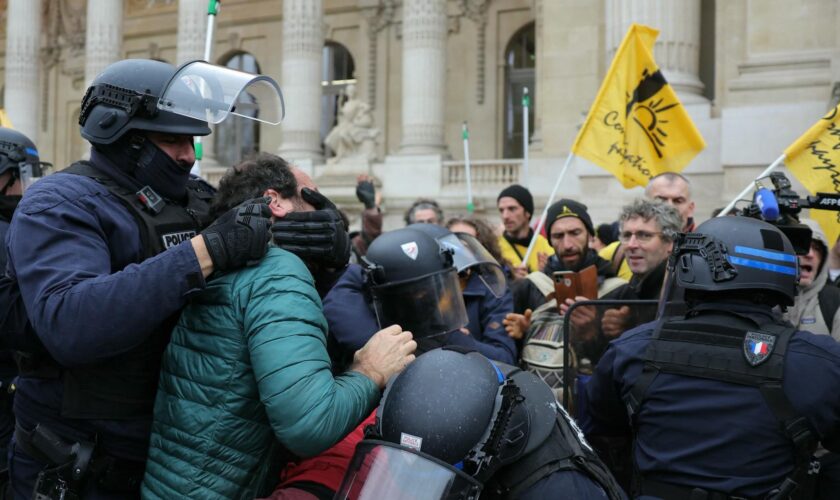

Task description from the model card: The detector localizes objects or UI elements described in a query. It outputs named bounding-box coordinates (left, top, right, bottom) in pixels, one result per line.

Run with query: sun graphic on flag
left=630, top=97, right=680, bottom=158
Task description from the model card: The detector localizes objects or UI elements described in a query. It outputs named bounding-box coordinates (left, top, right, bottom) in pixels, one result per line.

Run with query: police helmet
left=335, top=348, right=557, bottom=500
left=0, top=128, right=41, bottom=177
left=408, top=223, right=507, bottom=298
left=79, top=59, right=211, bottom=146
left=363, top=227, right=468, bottom=338
left=673, top=216, right=798, bottom=306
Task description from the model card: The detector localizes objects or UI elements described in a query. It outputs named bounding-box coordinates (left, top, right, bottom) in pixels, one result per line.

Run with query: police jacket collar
left=89, top=148, right=144, bottom=194
left=686, top=301, right=783, bottom=328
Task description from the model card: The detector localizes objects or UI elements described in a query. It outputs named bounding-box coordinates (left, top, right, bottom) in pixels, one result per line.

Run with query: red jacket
left=278, top=411, right=376, bottom=493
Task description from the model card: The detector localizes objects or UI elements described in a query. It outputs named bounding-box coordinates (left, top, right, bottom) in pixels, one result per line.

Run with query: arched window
left=321, top=42, right=356, bottom=154
left=503, top=23, right=536, bottom=159
left=214, top=52, right=260, bottom=167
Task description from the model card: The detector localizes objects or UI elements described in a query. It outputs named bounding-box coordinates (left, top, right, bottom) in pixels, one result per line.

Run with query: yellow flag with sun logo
left=571, top=24, right=706, bottom=189
left=783, top=104, right=840, bottom=246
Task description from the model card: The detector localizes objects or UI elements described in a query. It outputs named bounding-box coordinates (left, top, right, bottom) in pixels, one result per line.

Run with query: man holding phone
left=510, top=199, right=620, bottom=315
left=559, top=199, right=682, bottom=361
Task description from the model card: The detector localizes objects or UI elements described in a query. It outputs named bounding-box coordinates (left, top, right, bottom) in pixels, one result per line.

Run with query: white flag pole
left=191, top=0, right=221, bottom=177
left=522, top=87, right=530, bottom=187
left=717, top=153, right=785, bottom=217
left=462, top=122, right=474, bottom=213
left=521, top=153, right=576, bottom=266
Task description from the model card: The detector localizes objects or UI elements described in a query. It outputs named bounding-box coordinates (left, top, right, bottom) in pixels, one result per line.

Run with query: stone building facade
left=0, top=0, right=836, bottom=229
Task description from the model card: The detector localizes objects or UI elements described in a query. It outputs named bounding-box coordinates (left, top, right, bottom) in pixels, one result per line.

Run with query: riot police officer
left=4, top=59, right=274, bottom=499
left=0, top=127, right=49, bottom=479
left=325, top=226, right=516, bottom=364
left=336, top=347, right=625, bottom=500
left=584, top=216, right=840, bottom=499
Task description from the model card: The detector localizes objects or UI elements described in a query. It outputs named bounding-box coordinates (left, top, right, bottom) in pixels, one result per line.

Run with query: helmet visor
left=158, top=61, right=285, bottom=125
left=336, top=441, right=482, bottom=500
left=18, top=161, right=50, bottom=193
left=371, top=268, right=468, bottom=339
left=441, top=233, right=506, bottom=298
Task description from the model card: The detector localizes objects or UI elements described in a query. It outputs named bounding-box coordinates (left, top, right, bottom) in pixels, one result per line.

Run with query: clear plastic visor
left=441, top=233, right=507, bottom=298
left=19, top=161, right=50, bottom=193
left=158, top=61, right=285, bottom=125
left=336, top=441, right=482, bottom=500
left=371, top=268, right=468, bottom=339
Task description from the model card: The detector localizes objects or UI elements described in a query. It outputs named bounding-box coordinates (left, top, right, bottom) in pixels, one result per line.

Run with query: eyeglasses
left=619, top=230, right=661, bottom=243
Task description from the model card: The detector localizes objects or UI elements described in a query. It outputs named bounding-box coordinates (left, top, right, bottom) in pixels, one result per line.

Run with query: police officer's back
left=584, top=216, right=840, bottom=499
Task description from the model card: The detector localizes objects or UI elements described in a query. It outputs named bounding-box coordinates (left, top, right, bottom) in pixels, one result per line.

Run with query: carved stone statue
left=325, top=84, right=380, bottom=163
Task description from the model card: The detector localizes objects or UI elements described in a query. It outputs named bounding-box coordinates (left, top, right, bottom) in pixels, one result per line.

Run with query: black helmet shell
left=377, top=348, right=502, bottom=464
left=0, top=127, right=39, bottom=176
left=80, top=59, right=211, bottom=145
left=364, top=227, right=452, bottom=285
left=676, top=216, right=798, bottom=306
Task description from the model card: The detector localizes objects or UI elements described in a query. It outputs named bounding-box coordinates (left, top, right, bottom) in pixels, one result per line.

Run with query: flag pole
left=717, top=153, right=785, bottom=217
left=522, top=87, right=530, bottom=187
left=462, top=122, right=474, bottom=213
left=192, top=0, right=221, bottom=177
left=521, top=153, right=576, bottom=266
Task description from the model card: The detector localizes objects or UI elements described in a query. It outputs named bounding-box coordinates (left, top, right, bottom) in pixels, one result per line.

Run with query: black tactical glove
left=356, top=179, right=376, bottom=209
left=201, top=197, right=272, bottom=272
left=271, top=188, right=350, bottom=269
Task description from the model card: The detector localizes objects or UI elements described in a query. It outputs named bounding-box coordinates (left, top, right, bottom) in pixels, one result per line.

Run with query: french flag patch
left=743, top=331, right=776, bottom=366
left=749, top=340, right=768, bottom=355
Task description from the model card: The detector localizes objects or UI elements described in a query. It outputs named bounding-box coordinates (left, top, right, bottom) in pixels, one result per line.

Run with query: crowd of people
left=0, top=57, right=836, bottom=500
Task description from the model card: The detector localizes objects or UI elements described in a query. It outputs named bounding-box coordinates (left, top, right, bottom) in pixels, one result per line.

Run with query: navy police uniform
left=4, top=150, right=211, bottom=498
left=584, top=302, right=840, bottom=498
left=324, top=264, right=517, bottom=364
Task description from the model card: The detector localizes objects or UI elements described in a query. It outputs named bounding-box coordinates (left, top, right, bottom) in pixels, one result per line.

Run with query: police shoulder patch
left=743, top=331, right=776, bottom=366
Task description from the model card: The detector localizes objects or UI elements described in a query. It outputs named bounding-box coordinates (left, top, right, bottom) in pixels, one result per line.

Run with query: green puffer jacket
left=141, top=248, right=379, bottom=499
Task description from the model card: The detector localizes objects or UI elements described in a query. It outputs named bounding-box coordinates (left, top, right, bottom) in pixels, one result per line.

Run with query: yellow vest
left=598, top=240, right=633, bottom=281
left=498, top=234, right=554, bottom=273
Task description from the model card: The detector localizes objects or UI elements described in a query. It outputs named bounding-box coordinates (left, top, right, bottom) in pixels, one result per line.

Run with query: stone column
left=399, top=0, right=448, bottom=155
left=605, top=0, right=705, bottom=102
left=278, top=0, right=324, bottom=164
left=176, top=0, right=207, bottom=65
left=84, top=0, right=123, bottom=87
left=176, top=0, right=220, bottom=170
left=4, top=0, right=42, bottom=140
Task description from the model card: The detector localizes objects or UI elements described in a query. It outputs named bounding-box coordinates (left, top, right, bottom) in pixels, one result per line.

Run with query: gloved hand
left=356, top=178, right=376, bottom=209
left=271, top=188, right=351, bottom=269
left=201, top=197, right=272, bottom=272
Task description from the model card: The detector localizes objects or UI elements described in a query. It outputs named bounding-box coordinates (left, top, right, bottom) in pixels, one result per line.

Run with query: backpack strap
left=818, top=285, right=840, bottom=330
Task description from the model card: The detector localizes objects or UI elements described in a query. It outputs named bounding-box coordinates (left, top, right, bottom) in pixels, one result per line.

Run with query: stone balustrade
left=441, top=159, right=522, bottom=187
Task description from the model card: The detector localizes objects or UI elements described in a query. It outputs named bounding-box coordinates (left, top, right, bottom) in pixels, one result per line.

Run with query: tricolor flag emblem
left=743, top=331, right=776, bottom=366
left=748, top=340, right=768, bottom=356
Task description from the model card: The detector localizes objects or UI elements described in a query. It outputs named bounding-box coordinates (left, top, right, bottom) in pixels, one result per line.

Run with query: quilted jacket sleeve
left=241, top=256, right=380, bottom=458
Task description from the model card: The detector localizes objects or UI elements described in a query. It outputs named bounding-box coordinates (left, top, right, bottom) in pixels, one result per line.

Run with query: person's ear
left=263, top=188, right=291, bottom=218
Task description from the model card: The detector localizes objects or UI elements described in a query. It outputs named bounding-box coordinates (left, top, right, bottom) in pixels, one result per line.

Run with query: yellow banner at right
left=571, top=24, right=705, bottom=189
left=783, top=105, right=840, bottom=245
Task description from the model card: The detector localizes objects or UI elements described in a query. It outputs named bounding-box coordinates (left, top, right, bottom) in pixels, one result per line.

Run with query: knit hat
left=545, top=199, right=595, bottom=237
left=497, top=184, right=534, bottom=217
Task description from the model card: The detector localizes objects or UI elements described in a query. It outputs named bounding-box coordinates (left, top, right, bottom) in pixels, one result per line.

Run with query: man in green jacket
left=142, top=153, right=416, bottom=499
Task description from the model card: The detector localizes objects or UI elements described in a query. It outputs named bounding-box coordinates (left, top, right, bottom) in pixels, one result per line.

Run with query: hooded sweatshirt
left=784, top=219, right=840, bottom=340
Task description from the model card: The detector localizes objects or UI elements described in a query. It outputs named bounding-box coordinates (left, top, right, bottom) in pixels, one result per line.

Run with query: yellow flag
left=571, top=24, right=706, bottom=188
left=0, top=110, right=13, bottom=129
left=783, top=105, right=840, bottom=245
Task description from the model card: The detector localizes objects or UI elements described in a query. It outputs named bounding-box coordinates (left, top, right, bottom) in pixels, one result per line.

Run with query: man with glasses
left=560, top=199, right=682, bottom=358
